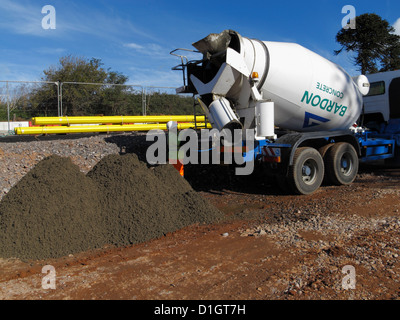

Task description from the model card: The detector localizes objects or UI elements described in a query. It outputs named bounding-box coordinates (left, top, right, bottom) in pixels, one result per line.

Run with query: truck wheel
left=325, top=142, right=358, bottom=186
left=319, top=143, right=334, bottom=185
left=288, top=147, right=324, bottom=195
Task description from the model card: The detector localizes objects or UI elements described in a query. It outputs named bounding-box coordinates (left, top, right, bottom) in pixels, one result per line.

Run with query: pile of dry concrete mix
left=0, top=154, right=223, bottom=260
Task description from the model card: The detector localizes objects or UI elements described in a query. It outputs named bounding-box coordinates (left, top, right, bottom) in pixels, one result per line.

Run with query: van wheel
left=288, top=147, right=324, bottom=195
left=325, top=142, right=359, bottom=185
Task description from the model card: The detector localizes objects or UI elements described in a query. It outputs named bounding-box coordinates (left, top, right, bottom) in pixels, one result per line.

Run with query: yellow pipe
left=15, top=123, right=212, bottom=135
left=31, top=115, right=206, bottom=125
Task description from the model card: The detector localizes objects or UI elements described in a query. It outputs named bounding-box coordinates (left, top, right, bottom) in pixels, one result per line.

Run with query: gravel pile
left=86, top=153, right=223, bottom=248
left=0, top=152, right=223, bottom=260
left=0, top=134, right=121, bottom=200
left=0, top=156, right=107, bottom=260
left=239, top=207, right=400, bottom=298
left=241, top=210, right=399, bottom=251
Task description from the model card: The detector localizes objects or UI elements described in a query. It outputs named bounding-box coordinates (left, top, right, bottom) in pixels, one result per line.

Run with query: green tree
left=379, top=34, right=400, bottom=72
left=0, top=83, right=33, bottom=120
left=30, top=55, right=130, bottom=116
left=28, top=55, right=199, bottom=118
left=334, top=13, right=400, bottom=74
left=98, top=71, right=131, bottom=115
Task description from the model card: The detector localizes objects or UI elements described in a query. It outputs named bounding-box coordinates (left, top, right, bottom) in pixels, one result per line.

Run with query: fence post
left=6, top=81, right=10, bottom=133
left=142, top=87, right=146, bottom=116
left=60, top=82, right=63, bottom=117
left=56, top=81, right=60, bottom=117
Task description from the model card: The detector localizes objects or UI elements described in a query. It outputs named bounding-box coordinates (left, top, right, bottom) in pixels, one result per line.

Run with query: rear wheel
left=288, top=147, right=324, bottom=195
left=319, top=143, right=334, bottom=160
left=325, top=142, right=359, bottom=186
left=319, top=143, right=334, bottom=185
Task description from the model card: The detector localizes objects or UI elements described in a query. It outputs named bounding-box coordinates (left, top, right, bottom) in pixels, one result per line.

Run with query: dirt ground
left=0, top=157, right=399, bottom=301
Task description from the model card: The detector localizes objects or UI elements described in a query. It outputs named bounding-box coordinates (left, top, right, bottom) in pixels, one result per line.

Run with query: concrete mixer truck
left=170, top=30, right=400, bottom=195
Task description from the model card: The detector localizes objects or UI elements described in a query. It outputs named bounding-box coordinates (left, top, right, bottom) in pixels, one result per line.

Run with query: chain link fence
left=0, top=81, right=198, bottom=134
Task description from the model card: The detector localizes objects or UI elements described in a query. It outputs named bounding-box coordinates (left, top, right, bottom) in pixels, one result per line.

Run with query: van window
left=366, top=81, right=385, bottom=96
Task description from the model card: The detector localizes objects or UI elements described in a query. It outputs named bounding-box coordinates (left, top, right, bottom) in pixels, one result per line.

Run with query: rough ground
left=0, top=132, right=400, bottom=300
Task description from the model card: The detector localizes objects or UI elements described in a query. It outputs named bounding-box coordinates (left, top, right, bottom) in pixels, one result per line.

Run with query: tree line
left=0, top=55, right=195, bottom=121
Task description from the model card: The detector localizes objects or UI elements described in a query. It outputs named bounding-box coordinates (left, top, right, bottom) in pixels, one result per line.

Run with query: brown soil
left=0, top=143, right=400, bottom=300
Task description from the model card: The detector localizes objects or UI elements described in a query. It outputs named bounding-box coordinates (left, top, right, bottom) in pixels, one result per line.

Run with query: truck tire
left=319, top=143, right=334, bottom=185
left=288, top=147, right=324, bottom=195
left=325, top=142, right=358, bottom=186
left=319, top=143, right=334, bottom=159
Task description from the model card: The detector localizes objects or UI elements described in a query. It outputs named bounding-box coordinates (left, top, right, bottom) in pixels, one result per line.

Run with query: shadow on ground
left=104, top=133, right=282, bottom=196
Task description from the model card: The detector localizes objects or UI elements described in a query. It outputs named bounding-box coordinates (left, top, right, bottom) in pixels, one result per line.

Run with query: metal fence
left=0, top=80, right=196, bottom=134
left=144, top=86, right=195, bottom=116
left=58, top=82, right=145, bottom=117
left=0, top=80, right=59, bottom=132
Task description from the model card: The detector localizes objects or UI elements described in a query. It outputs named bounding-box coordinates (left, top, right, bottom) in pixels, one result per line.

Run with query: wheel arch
left=275, top=130, right=361, bottom=167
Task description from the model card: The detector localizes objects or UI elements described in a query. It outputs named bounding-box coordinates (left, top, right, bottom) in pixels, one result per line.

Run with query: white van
left=363, top=70, right=400, bottom=123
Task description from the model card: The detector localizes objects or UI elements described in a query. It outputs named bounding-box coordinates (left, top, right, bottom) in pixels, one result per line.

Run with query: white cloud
left=124, top=43, right=145, bottom=50
left=0, top=62, right=44, bottom=81
left=0, top=1, right=174, bottom=83
left=123, top=42, right=166, bottom=58
left=0, top=0, right=46, bottom=36
left=393, top=18, right=400, bottom=35
left=0, top=0, right=157, bottom=42
left=35, top=47, right=66, bottom=55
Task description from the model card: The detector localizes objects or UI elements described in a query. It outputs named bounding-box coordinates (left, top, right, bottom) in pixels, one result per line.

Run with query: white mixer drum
left=190, top=30, right=369, bottom=133
left=259, top=41, right=364, bottom=132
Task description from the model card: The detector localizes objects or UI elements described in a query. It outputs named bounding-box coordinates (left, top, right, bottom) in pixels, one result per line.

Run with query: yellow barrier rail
left=15, top=122, right=211, bottom=135
left=31, top=115, right=206, bottom=125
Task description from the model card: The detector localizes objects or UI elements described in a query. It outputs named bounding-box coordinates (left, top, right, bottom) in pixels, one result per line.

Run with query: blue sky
left=0, top=0, right=399, bottom=88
